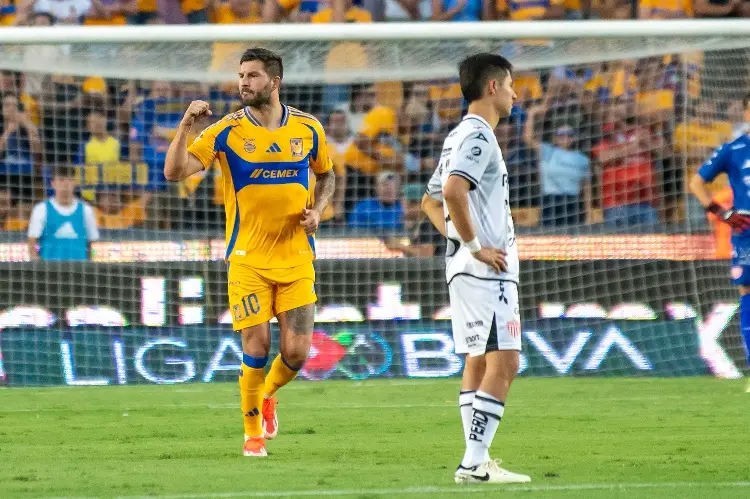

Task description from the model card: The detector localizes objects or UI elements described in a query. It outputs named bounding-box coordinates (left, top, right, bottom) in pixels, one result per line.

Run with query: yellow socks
left=239, top=354, right=267, bottom=438
left=264, top=354, right=300, bottom=398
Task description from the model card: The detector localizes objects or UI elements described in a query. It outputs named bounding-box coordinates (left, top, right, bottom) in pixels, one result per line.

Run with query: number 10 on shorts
left=233, top=293, right=260, bottom=321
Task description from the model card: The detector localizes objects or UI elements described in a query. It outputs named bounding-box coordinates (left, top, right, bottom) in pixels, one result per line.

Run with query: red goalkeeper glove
left=707, top=202, right=750, bottom=233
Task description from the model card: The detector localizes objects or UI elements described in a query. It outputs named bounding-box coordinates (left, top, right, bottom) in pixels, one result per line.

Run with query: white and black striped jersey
left=426, top=113, right=519, bottom=284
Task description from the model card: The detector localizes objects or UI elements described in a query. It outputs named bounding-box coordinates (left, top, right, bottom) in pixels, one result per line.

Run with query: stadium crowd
left=0, top=0, right=749, bottom=254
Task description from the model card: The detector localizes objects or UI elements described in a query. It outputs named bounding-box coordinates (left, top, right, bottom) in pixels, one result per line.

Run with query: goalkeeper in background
left=689, top=93, right=750, bottom=390
left=164, top=48, right=335, bottom=456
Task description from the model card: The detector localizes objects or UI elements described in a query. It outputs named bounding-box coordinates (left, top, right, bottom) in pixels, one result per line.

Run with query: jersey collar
left=244, top=104, right=289, bottom=129
left=462, top=113, right=492, bottom=130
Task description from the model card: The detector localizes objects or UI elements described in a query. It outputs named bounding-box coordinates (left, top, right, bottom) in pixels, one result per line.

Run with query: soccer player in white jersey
left=424, top=53, right=531, bottom=484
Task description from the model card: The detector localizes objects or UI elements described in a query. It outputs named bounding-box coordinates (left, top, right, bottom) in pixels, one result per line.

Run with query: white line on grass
left=0, top=393, right=703, bottom=414
left=62, top=481, right=749, bottom=499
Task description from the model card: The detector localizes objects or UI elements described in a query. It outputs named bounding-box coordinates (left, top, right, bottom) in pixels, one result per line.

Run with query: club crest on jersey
left=290, top=138, right=303, bottom=158
left=731, top=266, right=744, bottom=280
left=244, top=138, right=256, bottom=153
left=233, top=304, right=244, bottom=321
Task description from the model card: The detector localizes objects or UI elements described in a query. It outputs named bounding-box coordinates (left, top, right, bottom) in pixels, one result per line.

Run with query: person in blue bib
left=27, top=165, right=99, bottom=261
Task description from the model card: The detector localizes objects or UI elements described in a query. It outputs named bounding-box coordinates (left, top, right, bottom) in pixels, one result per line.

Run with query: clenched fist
left=181, top=100, right=212, bottom=127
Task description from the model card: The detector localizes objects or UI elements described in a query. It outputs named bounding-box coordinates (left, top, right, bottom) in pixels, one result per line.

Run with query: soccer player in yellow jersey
left=164, top=48, right=335, bottom=457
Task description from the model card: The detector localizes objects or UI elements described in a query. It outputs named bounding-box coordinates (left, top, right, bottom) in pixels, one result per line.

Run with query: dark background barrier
left=0, top=259, right=739, bottom=323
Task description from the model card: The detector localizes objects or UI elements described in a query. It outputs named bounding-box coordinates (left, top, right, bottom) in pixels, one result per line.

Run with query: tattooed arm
left=312, top=169, right=336, bottom=216
left=301, top=169, right=336, bottom=235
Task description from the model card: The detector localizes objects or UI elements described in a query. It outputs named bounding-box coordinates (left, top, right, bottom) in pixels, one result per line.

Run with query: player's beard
left=242, top=83, right=274, bottom=108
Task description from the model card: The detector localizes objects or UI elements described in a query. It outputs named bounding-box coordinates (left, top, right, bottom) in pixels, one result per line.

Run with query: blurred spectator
left=494, top=0, right=565, bottom=19
left=593, top=102, right=660, bottom=227
left=525, top=102, right=590, bottom=226
left=693, top=0, right=743, bottom=17
left=385, top=183, right=444, bottom=256
left=348, top=170, right=404, bottom=230
left=0, top=189, right=11, bottom=228
left=400, top=82, right=440, bottom=180
left=673, top=101, right=732, bottom=170
left=495, top=119, right=536, bottom=209
left=429, top=79, right=463, bottom=129
left=42, top=76, right=104, bottom=167
left=79, top=110, right=121, bottom=167
left=1, top=0, right=34, bottom=24
left=33, top=0, right=91, bottom=23
left=77, top=110, right=121, bottom=200
left=263, top=0, right=341, bottom=22
left=0, top=92, right=41, bottom=204
left=431, top=0, right=484, bottom=21
left=27, top=166, right=99, bottom=261
left=94, top=189, right=152, bottom=229
left=212, top=0, right=261, bottom=21
left=594, top=0, right=633, bottom=18
left=181, top=0, right=210, bottom=23
left=0, top=187, right=30, bottom=230
left=84, top=0, right=129, bottom=24
left=312, top=0, right=371, bottom=20
left=124, top=0, right=160, bottom=23
left=638, top=0, right=693, bottom=18
left=728, top=97, right=750, bottom=139
left=383, top=0, right=430, bottom=19
left=338, top=83, right=376, bottom=133
left=320, top=110, right=351, bottom=222
left=342, top=85, right=403, bottom=210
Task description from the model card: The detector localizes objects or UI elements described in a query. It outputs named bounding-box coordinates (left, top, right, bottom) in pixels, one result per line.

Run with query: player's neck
left=247, top=101, right=284, bottom=130
left=466, top=101, right=500, bottom=129
left=54, top=195, right=74, bottom=207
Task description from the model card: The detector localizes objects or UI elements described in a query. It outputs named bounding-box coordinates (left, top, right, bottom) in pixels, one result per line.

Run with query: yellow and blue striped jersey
left=188, top=105, right=333, bottom=269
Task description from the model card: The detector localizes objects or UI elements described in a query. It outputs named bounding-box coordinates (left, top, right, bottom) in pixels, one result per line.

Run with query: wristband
left=705, top=202, right=723, bottom=216
left=465, top=237, right=481, bottom=253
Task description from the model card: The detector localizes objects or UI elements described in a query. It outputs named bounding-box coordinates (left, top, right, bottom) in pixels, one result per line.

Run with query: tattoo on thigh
left=284, top=305, right=314, bottom=335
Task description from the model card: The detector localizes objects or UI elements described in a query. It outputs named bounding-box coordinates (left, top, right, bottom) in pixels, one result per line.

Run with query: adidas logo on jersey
left=266, top=143, right=282, bottom=153
left=54, top=222, right=80, bottom=239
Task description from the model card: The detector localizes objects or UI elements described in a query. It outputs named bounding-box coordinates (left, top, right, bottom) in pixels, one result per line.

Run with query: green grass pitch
left=2, top=377, right=750, bottom=499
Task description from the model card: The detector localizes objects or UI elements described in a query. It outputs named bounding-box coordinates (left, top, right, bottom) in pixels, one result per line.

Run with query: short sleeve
left=426, top=166, right=443, bottom=201
left=448, top=130, right=494, bottom=190
left=309, top=121, right=333, bottom=175
left=27, top=203, right=46, bottom=239
left=83, top=204, right=100, bottom=241
left=698, top=144, right=730, bottom=182
left=187, top=121, right=224, bottom=169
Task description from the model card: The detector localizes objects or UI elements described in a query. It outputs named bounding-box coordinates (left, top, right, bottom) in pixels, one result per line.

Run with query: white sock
left=458, top=390, right=476, bottom=443
left=461, top=391, right=504, bottom=468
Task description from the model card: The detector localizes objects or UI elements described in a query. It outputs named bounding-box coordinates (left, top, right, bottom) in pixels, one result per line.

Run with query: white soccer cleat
left=454, top=459, right=531, bottom=484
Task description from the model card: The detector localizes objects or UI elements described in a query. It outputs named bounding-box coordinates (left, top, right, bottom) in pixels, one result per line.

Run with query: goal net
left=0, top=21, right=748, bottom=386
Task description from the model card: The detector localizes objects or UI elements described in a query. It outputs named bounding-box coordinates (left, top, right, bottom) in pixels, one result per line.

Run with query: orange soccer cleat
left=243, top=436, right=267, bottom=457
left=262, top=396, right=279, bottom=440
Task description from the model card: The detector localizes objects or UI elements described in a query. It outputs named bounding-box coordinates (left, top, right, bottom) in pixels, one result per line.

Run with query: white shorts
left=449, top=275, right=522, bottom=356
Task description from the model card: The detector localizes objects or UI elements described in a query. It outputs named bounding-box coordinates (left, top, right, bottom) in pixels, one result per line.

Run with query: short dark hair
left=743, top=93, right=750, bottom=111
left=458, top=53, right=513, bottom=103
left=240, top=47, right=283, bottom=80
left=54, top=165, right=77, bottom=179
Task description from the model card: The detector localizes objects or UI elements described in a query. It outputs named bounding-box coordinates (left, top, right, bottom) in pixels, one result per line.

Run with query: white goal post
left=1, top=20, right=750, bottom=83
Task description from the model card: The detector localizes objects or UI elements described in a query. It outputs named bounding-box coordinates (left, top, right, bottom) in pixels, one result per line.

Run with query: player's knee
left=278, top=346, right=308, bottom=370
left=241, top=327, right=271, bottom=357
